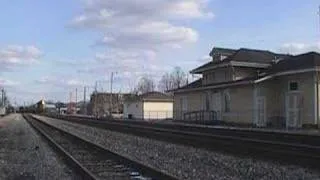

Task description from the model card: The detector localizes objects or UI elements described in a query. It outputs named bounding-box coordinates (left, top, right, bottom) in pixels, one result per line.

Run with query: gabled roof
left=140, top=91, right=172, bottom=100
left=269, top=52, right=320, bottom=73
left=209, top=47, right=237, bottom=57
left=191, top=48, right=290, bottom=74
left=231, top=48, right=285, bottom=63
left=177, top=78, right=202, bottom=90
left=175, top=51, right=320, bottom=92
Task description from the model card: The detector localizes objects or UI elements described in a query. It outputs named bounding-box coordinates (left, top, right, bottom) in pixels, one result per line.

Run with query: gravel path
left=0, top=114, right=81, bottom=180
left=34, top=115, right=320, bottom=180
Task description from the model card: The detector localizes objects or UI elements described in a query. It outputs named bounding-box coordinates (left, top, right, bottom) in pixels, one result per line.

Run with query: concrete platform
left=62, top=114, right=320, bottom=136
left=162, top=121, right=320, bottom=136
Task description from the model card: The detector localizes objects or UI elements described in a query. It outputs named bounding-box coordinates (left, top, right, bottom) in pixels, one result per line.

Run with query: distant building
left=123, top=91, right=173, bottom=121
left=90, top=92, right=131, bottom=117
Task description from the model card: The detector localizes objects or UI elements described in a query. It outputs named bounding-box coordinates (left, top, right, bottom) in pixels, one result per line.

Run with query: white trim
left=255, top=68, right=318, bottom=84
left=230, top=61, right=270, bottom=68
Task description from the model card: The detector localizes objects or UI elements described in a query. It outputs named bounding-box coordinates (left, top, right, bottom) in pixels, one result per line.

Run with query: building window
left=224, top=91, right=230, bottom=112
left=211, top=72, right=215, bottom=81
left=289, top=82, right=298, bottom=91
left=205, top=93, right=210, bottom=111
left=182, top=97, right=188, bottom=112
left=224, top=71, right=228, bottom=80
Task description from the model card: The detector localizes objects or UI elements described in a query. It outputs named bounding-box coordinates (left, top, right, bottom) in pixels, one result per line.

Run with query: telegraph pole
left=69, top=91, right=72, bottom=114
left=75, top=88, right=78, bottom=114
left=95, top=81, right=98, bottom=93
left=1, top=89, right=4, bottom=107
left=83, top=86, right=87, bottom=115
left=110, top=72, right=117, bottom=114
left=317, top=5, right=320, bottom=125
left=110, top=72, right=113, bottom=114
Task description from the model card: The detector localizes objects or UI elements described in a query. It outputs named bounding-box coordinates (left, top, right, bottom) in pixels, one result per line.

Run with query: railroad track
left=46, top=114, right=320, bottom=170
left=54, top=114, right=320, bottom=146
left=23, top=114, right=177, bottom=180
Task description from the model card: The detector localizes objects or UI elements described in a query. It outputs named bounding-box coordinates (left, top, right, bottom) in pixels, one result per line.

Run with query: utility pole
left=317, top=5, right=320, bottom=125
left=75, top=88, right=78, bottom=114
left=110, top=72, right=115, bottom=115
left=83, top=86, right=87, bottom=115
left=69, top=91, right=72, bottom=114
left=95, top=81, right=98, bottom=93
left=1, top=89, right=4, bottom=107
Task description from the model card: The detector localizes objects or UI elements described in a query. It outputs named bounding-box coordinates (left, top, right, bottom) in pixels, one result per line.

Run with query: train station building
left=173, top=47, right=320, bottom=128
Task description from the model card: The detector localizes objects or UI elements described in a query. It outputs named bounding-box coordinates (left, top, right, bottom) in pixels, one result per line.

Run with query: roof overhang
left=254, top=68, right=319, bottom=84
left=190, top=61, right=271, bottom=74
left=174, top=80, right=252, bottom=93
left=190, top=61, right=229, bottom=74
left=230, top=61, right=270, bottom=68
left=143, top=98, right=173, bottom=102
left=176, top=67, right=320, bottom=94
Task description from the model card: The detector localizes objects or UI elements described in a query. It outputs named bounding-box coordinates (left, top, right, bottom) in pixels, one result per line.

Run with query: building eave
left=254, top=68, right=320, bottom=84
left=143, top=99, right=173, bottom=103
left=230, top=61, right=271, bottom=68
left=190, top=61, right=270, bottom=74
left=190, top=62, right=230, bottom=74
left=174, top=80, right=253, bottom=93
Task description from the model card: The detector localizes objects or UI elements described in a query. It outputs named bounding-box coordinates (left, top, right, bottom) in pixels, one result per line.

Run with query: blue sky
left=1, top=0, right=320, bottom=105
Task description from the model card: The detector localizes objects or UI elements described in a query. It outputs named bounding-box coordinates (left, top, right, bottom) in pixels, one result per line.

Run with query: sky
left=1, top=0, right=320, bottom=105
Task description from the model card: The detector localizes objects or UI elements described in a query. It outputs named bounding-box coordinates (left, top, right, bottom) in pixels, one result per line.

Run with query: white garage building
left=123, top=92, right=173, bottom=121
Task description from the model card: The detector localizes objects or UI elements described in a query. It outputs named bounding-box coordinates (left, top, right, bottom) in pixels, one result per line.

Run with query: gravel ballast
left=0, top=114, right=81, bottom=180
left=34, top=115, right=320, bottom=180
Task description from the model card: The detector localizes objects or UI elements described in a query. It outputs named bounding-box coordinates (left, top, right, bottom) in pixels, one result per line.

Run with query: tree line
left=133, top=66, right=189, bottom=94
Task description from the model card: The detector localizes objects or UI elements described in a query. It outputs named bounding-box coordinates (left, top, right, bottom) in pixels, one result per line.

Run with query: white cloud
left=70, top=0, right=211, bottom=50
left=278, top=42, right=320, bottom=55
left=71, top=0, right=212, bottom=90
left=51, top=58, right=91, bottom=67
left=0, top=45, right=42, bottom=70
left=0, top=78, right=20, bottom=87
left=198, top=55, right=211, bottom=62
left=96, top=21, right=198, bottom=49
left=35, top=76, right=85, bottom=87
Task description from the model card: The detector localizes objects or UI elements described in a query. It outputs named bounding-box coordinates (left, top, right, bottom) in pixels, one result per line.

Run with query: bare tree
left=135, top=75, right=155, bottom=94
left=158, top=72, right=173, bottom=92
left=172, top=66, right=187, bottom=88
left=158, top=66, right=188, bottom=92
